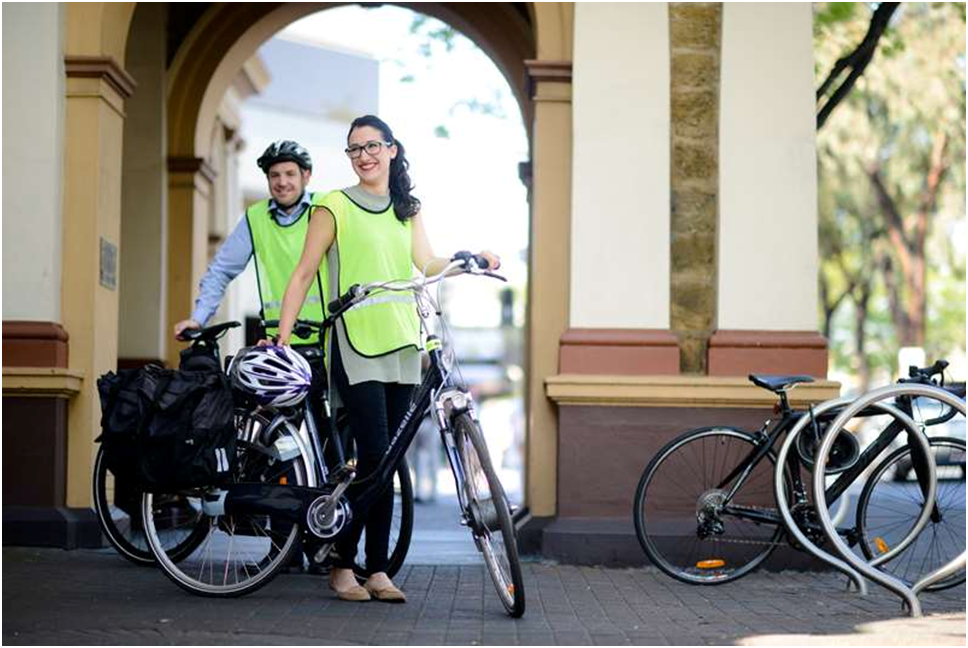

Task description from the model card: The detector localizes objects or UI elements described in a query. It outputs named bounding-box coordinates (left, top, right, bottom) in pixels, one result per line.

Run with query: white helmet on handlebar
left=228, top=346, right=313, bottom=407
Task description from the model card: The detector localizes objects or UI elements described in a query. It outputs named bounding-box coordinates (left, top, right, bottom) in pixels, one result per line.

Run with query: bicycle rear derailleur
left=696, top=489, right=727, bottom=539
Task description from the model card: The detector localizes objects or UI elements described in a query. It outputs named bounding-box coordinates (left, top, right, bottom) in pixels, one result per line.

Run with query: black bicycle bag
left=96, top=364, right=236, bottom=492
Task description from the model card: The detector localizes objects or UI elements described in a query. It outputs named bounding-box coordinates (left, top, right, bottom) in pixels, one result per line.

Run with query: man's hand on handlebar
left=174, top=318, right=201, bottom=341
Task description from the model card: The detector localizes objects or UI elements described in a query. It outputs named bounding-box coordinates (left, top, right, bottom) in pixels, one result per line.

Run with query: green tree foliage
left=815, top=3, right=966, bottom=387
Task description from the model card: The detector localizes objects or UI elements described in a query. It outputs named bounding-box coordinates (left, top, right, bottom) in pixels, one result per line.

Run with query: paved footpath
left=3, top=547, right=964, bottom=645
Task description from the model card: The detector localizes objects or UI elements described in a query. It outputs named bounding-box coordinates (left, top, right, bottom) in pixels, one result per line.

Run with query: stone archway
left=163, top=3, right=573, bottom=520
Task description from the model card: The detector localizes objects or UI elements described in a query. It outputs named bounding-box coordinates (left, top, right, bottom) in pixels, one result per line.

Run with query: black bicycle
left=633, top=361, right=965, bottom=589
left=141, top=255, right=525, bottom=616
left=96, top=321, right=413, bottom=583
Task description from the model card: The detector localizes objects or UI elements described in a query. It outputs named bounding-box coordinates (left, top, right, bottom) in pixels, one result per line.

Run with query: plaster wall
left=570, top=3, right=670, bottom=329
left=718, top=3, right=819, bottom=330
left=2, top=4, right=65, bottom=322
left=119, top=3, right=168, bottom=360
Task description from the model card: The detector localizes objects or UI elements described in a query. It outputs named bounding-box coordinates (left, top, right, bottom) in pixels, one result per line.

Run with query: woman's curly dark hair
left=348, top=115, right=421, bottom=223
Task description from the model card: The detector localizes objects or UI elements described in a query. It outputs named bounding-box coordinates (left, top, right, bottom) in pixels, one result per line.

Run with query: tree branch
left=817, top=2, right=899, bottom=129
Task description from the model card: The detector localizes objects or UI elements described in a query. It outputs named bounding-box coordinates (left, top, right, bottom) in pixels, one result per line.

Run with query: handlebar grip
left=909, top=359, right=949, bottom=379
left=292, top=323, right=313, bottom=340
left=451, top=250, right=490, bottom=271
left=471, top=254, right=490, bottom=270
left=328, top=284, right=362, bottom=314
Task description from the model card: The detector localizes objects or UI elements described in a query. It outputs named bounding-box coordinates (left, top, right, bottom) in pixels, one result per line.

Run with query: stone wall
left=669, top=3, right=721, bottom=373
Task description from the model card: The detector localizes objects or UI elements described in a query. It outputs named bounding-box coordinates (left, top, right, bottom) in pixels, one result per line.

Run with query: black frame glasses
left=345, top=140, right=392, bottom=159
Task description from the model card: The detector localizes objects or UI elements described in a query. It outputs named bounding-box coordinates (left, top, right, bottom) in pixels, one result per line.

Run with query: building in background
left=220, top=37, right=378, bottom=352
left=3, top=3, right=846, bottom=564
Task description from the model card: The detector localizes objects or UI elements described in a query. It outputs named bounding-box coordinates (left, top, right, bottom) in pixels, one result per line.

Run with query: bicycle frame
left=715, top=393, right=943, bottom=541
left=215, top=260, right=496, bottom=544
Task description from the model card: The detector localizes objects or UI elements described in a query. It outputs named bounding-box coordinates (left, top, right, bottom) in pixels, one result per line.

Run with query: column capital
left=524, top=59, right=572, bottom=102
left=64, top=55, right=136, bottom=100
left=167, top=156, right=216, bottom=184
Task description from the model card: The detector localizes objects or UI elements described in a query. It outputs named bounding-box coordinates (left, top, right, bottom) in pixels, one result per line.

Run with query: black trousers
left=330, top=340, right=414, bottom=574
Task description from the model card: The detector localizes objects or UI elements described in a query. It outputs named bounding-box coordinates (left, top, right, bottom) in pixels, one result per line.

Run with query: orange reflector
left=279, top=475, right=288, bottom=485
left=874, top=537, right=889, bottom=554
left=696, top=559, right=725, bottom=569
left=507, top=585, right=515, bottom=596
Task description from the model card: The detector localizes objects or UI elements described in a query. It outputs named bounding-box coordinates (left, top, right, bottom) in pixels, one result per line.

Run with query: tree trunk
left=854, top=282, right=872, bottom=392
left=868, top=130, right=948, bottom=349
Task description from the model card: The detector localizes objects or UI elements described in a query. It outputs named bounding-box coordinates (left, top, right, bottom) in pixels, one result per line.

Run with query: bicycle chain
left=702, top=505, right=789, bottom=547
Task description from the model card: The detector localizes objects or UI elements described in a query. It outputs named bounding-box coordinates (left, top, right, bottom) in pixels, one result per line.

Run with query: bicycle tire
left=634, top=426, right=789, bottom=585
left=856, top=436, right=966, bottom=592
left=93, top=446, right=207, bottom=566
left=352, top=457, right=415, bottom=580
left=142, top=420, right=308, bottom=597
left=453, top=412, right=525, bottom=617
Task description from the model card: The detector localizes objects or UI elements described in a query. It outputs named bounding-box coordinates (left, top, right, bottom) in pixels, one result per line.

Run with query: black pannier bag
left=97, top=364, right=236, bottom=491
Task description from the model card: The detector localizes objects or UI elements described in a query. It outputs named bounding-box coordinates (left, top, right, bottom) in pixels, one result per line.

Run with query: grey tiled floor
left=3, top=546, right=964, bottom=645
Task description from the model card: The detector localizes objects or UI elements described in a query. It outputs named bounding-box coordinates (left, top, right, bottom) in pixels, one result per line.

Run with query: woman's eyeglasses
left=345, top=140, right=392, bottom=159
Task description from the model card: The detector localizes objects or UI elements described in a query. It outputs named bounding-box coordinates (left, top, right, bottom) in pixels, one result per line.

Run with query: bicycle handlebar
left=905, top=359, right=948, bottom=382
left=264, top=257, right=506, bottom=342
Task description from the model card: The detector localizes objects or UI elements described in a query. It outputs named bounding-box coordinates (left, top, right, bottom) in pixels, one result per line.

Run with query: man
left=174, top=140, right=326, bottom=343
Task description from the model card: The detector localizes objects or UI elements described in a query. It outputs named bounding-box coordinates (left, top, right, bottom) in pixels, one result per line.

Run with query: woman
left=276, top=115, right=499, bottom=603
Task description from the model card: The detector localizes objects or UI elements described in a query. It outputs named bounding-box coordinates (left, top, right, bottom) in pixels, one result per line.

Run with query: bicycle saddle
left=748, top=374, right=815, bottom=393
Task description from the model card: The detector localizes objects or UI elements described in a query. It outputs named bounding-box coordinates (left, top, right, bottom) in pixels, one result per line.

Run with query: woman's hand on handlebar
left=451, top=250, right=501, bottom=272
left=478, top=250, right=501, bottom=271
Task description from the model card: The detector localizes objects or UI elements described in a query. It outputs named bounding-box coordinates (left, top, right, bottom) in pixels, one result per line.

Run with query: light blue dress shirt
left=191, top=190, right=314, bottom=325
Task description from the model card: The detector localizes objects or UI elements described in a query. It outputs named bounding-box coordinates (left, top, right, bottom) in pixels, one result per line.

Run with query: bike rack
left=811, top=383, right=966, bottom=617
left=773, top=396, right=923, bottom=597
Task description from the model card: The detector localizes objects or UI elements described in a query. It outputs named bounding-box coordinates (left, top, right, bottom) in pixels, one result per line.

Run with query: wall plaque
left=99, top=238, right=117, bottom=290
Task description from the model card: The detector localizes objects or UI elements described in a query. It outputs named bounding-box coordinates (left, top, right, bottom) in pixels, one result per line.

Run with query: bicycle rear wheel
left=634, top=427, right=788, bottom=584
left=453, top=413, right=525, bottom=617
left=143, top=421, right=308, bottom=597
left=93, top=446, right=206, bottom=566
left=856, top=436, right=966, bottom=591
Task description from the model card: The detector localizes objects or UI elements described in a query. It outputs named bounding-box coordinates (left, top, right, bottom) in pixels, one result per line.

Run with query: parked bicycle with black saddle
left=633, top=361, right=964, bottom=589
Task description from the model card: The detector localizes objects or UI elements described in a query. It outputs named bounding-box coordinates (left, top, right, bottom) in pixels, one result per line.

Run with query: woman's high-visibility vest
left=247, top=193, right=328, bottom=344
left=320, top=190, right=420, bottom=357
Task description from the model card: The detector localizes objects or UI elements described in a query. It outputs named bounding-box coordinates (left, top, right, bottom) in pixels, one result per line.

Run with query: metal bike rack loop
left=812, top=384, right=965, bottom=617
left=773, top=396, right=923, bottom=596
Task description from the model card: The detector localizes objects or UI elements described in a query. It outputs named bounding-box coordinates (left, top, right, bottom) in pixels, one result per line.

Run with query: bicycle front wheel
left=453, top=413, right=525, bottom=617
left=143, top=421, right=308, bottom=597
left=856, top=436, right=966, bottom=591
left=634, top=427, right=787, bottom=584
left=93, top=446, right=206, bottom=566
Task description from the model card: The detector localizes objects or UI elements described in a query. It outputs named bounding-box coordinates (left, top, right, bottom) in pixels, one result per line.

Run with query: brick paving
left=3, top=546, right=964, bottom=645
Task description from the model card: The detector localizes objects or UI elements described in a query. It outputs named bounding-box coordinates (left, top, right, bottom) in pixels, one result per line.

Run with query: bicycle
left=141, top=254, right=526, bottom=616
left=95, top=321, right=413, bottom=582
left=632, top=361, right=965, bottom=588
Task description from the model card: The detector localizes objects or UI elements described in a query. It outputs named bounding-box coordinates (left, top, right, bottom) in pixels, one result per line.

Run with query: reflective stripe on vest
left=320, top=190, right=420, bottom=357
left=247, top=193, right=328, bottom=344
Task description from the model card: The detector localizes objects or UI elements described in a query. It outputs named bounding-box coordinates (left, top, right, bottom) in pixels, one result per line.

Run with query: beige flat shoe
left=364, top=573, right=407, bottom=603
left=329, top=568, right=371, bottom=602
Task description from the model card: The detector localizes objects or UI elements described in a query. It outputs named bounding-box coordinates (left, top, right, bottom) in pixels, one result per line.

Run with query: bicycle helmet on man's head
left=229, top=345, right=312, bottom=408
left=257, top=140, right=313, bottom=173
